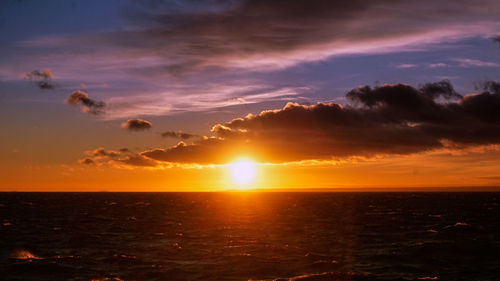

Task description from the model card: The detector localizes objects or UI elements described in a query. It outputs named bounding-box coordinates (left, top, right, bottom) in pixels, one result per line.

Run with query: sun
left=229, top=159, right=257, bottom=187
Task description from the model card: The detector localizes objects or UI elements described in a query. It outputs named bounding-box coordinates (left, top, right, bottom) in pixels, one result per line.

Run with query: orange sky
left=3, top=144, right=500, bottom=191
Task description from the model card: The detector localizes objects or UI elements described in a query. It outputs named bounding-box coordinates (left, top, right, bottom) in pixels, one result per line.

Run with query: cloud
left=78, top=158, right=96, bottom=165
left=85, top=147, right=120, bottom=158
left=480, top=80, right=500, bottom=93
left=116, top=0, right=500, bottom=72
left=428, top=63, right=449, bottom=68
left=161, top=131, right=198, bottom=140
left=346, top=80, right=461, bottom=107
left=114, top=155, right=159, bottom=167
left=121, top=118, right=152, bottom=131
left=396, top=63, right=451, bottom=69
left=67, top=90, right=106, bottom=115
left=79, top=152, right=159, bottom=168
left=397, top=59, right=500, bottom=69
left=22, top=0, right=500, bottom=75
left=11, top=1, right=500, bottom=120
left=78, top=147, right=152, bottom=167
left=396, top=64, right=418, bottom=69
left=101, top=84, right=304, bottom=120
left=417, top=80, right=462, bottom=100
left=453, top=58, right=500, bottom=68
left=26, top=69, right=52, bottom=80
left=25, top=69, right=56, bottom=90
left=119, top=80, right=500, bottom=166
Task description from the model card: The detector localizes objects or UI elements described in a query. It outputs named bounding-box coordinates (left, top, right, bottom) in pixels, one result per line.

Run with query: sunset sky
left=1, top=0, right=500, bottom=191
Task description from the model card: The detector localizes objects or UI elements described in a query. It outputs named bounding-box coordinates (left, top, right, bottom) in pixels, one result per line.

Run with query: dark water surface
left=0, top=192, right=499, bottom=281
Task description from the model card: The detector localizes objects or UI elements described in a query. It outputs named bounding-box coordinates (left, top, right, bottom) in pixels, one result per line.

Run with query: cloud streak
left=453, top=58, right=500, bottom=68
left=114, top=0, right=500, bottom=73
left=21, top=0, right=500, bottom=74
left=102, top=85, right=304, bottom=120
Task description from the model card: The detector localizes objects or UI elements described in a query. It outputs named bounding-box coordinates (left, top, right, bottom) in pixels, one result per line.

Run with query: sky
left=1, top=0, right=500, bottom=191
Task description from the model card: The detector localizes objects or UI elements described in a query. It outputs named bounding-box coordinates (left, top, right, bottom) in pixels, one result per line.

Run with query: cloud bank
left=83, top=80, right=500, bottom=167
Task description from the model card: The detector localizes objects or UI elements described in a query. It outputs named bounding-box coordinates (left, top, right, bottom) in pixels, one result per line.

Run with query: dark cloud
left=161, top=131, right=198, bottom=140
left=346, top=80, right=460, bottom=109
left=494, top=36, right=500, bottom=43
left=79, top=147, right=142, bottom=167
left=67, top=90, right=106, bottom=115
left=418, top=80, right=461, bottom=100
left=79, top=158, right=96, bottom=165
left=480, top=80, right=500, bottom=93
left=25, top=69, right=56, bottom=90
left=78, top=147, right=158, bottom=167
left=86, top=147, right=120, bottom=158
left=43, top=0, right=499, bottom=76
left=122, top=0, right=497, bottom=61
left=117, top=0, right=410, bottom=73
left=126, top=80, right=500, bottom=165
left=121, top=118, right=152, bottom=131
left=115, top=155, right=158, bottom=167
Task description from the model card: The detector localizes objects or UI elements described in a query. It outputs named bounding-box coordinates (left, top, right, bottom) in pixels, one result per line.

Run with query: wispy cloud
left=7, top=0, right=500, bottom=119
left=103, top=85, right=306, bottom=119
left=428, top=63, right=449, bottom=68
left=394, top=59, right=496, bottom=69
left=396, top=64, right=418, bottom=69
left=21, top=1, right=500, bottom=74
left=453, top=58, right=500, bottom=68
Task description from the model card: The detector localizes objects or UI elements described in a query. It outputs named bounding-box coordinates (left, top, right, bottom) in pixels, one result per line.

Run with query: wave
left=10, top=250, right=43, bottom=260
left=255, top=272, right=440, bottom=281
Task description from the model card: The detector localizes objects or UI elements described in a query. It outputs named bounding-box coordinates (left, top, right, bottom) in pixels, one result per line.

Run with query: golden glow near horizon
left=229, top=158, right=257, bottom=189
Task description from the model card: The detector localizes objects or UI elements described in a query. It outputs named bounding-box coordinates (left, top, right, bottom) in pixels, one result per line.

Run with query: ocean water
left=0, top=192, right=499, bottom=281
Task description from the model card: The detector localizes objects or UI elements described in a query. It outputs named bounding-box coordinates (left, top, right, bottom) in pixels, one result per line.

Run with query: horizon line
left=1, top=186, right=500, bottom=193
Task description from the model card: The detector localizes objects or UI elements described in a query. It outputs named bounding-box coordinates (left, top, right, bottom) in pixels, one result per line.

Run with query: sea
left=0, top=192, right=499, bottom=281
